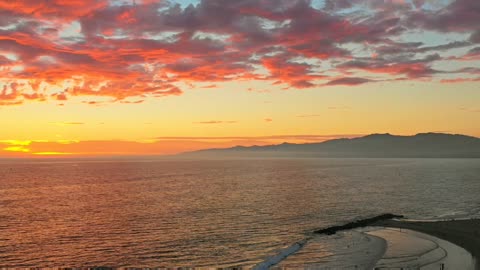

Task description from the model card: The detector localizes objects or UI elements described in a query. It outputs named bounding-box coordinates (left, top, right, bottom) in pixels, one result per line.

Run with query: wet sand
left=367, top=228, right=475, bottom=269
left=374, top=219, right=480, bottom=270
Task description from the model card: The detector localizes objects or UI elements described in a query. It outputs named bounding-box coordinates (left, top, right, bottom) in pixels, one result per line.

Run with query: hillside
left=181, top=133, right=480, bottom=158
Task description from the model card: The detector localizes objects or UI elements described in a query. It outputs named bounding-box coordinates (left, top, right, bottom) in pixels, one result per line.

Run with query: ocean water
left=0, top=158, right=479, bottom=268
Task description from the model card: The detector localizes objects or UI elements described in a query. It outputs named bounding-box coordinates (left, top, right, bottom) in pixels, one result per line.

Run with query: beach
left=374, top=219, right=480, bottom=269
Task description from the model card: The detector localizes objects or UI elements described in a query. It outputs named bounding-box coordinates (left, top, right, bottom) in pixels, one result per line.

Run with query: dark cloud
left=407, top=0, right=480, bottom=32
left=471, top=30, right=480, bottom=43
left=325, top=77, right=373, bottom=86
left=417, top=41, right=472, bottom=52
left=338, top=54, right=442, bottom=78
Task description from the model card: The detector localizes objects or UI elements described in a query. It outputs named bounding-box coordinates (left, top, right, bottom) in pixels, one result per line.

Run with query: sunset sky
left=1, top=0, right=479, bottom=157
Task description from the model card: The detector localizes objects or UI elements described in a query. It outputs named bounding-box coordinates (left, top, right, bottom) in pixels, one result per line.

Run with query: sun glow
left=3, top=146, right=30, bottom=153
left=33, top=152, right=72, bottom=156
left=0, top=0, right=479, bottom=157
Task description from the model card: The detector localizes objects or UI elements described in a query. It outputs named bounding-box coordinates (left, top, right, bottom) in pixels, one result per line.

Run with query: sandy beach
left=374, top=219, right=480, bottom=269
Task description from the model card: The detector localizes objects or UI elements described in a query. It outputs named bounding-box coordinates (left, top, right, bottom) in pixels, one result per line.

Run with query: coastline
left=374, top=219, right=480, bottom=270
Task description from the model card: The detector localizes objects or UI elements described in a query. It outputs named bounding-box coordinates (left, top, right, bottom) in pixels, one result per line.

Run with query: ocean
left=0, top=158, right=479, bottom=268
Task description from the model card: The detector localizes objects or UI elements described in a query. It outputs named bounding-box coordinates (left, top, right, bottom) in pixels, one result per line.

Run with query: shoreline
left=374, top=219, right=480, bottom=270
left=367, top=227, right=475, bottom=269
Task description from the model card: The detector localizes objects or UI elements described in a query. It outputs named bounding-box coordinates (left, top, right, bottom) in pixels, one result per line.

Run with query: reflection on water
left=0, top=158, right=479, bottom=267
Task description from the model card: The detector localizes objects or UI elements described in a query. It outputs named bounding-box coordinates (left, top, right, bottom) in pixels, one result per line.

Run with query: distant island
left=180, top=133, right=480, bottom=158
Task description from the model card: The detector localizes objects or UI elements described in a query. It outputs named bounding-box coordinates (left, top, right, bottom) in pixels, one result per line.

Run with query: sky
left=0, top=0, right=479, bottom=157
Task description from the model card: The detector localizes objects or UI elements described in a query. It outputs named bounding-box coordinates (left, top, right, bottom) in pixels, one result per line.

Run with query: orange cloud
left=1, top=0, right=479, bottom=107
left=441, top=77, right=480, bottom=83
left=193, top=121, right=238, bottom=124
left=0, top=1, right=109, bottom=20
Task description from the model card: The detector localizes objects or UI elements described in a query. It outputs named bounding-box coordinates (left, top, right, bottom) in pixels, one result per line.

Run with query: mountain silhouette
left=181, top=133, right=480, bottom=158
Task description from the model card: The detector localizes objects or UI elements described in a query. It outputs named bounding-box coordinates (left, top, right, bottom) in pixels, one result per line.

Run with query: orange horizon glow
left=1, top=132, right=479, bottom=158
left=1, top=0, right=479, bottom=157
left=0, top=135, right=358, bottom=157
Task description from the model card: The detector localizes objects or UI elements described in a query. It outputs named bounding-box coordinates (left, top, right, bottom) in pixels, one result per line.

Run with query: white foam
left=252, top=238, right=311, bottom=270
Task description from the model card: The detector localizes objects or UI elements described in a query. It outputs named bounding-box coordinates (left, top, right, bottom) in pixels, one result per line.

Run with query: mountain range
left=181, top=133, right=480, bottom=158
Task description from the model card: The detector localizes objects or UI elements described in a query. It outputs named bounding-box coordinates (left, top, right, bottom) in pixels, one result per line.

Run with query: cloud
left=416, top=41, right=472, bottom=52
left=154, top=134, right=364, bottom=141
left=193, top=120, right=238, bottom=124
left=453, top=47, right=480, bottom=61
left=328, top=106, right=351, bottom=110
left=261, top=54, right=321, bottom=88
left=0, top=1, right=109, bottom=20
left=325, top=77, right=373, bottom=86
left=201, top=84, right=217, bottom=89
left=337, top=54, right=442, bottom=79
left=471, top=30, right=480, bottom=43
left=0, top=0, right=479, bottom=106
left=264, top=118, right=273, bottom=122
left=459, top=107, right=480, bottom=113
left=441, top=77, right=480, bottom=83
left=50, top=122, right=85, bottom=126
left=296, top=114, right=321, bottom=118
left=407, top=0, right=480, bottom=32
left=247, top=88, right=271, bottom=93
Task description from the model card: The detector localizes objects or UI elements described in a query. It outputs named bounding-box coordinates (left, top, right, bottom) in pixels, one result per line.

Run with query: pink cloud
left=0, top=0, right=478, bottom=106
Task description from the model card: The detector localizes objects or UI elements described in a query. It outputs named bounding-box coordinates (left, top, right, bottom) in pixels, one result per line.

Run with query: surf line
left=252, top=237, right=312, bottom=270
left=252, top=213, right=404, bottom=269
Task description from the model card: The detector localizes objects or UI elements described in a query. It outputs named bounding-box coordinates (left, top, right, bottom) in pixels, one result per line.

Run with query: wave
left=252, top=237, right=311, bottom=270
left=252, top=214, right=401, bottom=269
